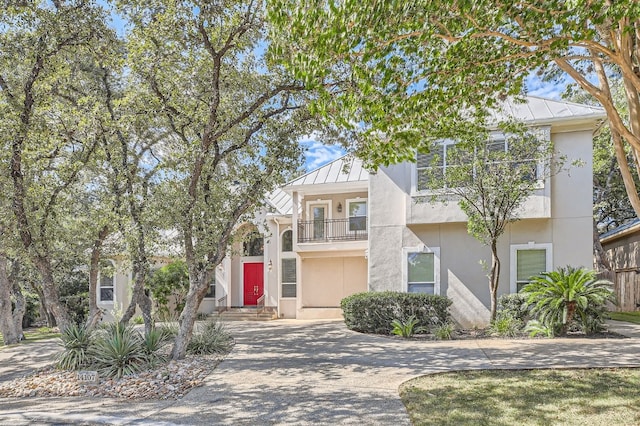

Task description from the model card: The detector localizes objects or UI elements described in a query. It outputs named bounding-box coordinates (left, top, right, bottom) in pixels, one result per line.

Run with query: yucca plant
left=57, top=323, right=94, bottom=370
left=90, top=322, right=149, bottom=379
left=187, top=318, right=234, bottom=355
left=141, top=327, right=173, bottom=366
left=391, top=315, right=425, bottom=338
left=522, top=266, right=615, bottom=336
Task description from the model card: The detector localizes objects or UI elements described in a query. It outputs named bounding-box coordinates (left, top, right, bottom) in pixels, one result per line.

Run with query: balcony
left=298, top=218, right=368, bottom=243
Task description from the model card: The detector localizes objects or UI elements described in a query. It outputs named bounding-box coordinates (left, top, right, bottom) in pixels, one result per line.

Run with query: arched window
left=281, top=230, right=293, bottom=252
left=243, top=233, right=264, bottom=256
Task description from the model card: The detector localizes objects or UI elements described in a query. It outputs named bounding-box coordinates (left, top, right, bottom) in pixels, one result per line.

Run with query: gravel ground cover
left=0, top=355, right=222, bottom=400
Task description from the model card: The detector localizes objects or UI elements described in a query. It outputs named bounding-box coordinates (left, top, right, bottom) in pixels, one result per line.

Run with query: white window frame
left=279, top=228, right=297, bottom=299
left=204, top=275, right=216, bottom=299
left=345, top=198, right=368, bottom=233
left=402, top=245, right=441, bottom=295
left=98, top=260, right=116, bottom=304
left=412, top=129, right=549, bottom=195
left=510, top=243, right=553, bottom=293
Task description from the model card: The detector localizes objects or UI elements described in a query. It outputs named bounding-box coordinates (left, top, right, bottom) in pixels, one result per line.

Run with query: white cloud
left=300, top=139, right=345, bottom=171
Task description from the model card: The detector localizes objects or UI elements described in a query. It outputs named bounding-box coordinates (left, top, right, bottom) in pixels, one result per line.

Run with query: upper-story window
left=282, top=230, right=293, bottom=252
left=243, top=233, right=264, bottom=256
left=416, top=134, right=542, bottom=192
left=347, top=199, right=367, bottom=232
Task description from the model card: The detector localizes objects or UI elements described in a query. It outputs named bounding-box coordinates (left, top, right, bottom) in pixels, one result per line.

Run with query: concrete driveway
left=1, top=319, right=640, bottom=425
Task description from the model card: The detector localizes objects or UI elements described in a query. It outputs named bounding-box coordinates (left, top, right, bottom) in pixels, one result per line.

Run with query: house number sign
left=77, top=370, right=99, bottom=384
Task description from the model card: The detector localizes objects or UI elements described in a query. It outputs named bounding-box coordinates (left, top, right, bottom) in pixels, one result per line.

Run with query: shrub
left=496, top=293, right=529, bottom=323
left=133, top=315, right=145, bottom=325
left=90, top=323, right=149, bottom=379
left=490, top=293, right=528, bottom=337
left=141, top=327, right=172, bottom=366
left=433, top=322, right=455, bottom=340
left=187, top=318, right=234, bottom=355
left=391, top=315, right=426, bottom=338
left=147, top=261, right=190, bottom=317
left=522, top=266, right=615, bottom=336
left=57, top=323, right=94, bottom=370
left=341, top=291, right=452, bottom=335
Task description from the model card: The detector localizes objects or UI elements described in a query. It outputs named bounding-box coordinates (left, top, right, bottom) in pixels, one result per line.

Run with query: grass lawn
left=609, top=311, right=640, bottom=324
left=400, top=368, right=640, bottom=425
left=1, top=327, right=60, bottom=347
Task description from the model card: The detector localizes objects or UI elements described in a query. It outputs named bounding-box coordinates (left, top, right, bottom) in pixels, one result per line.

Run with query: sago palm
left=522, top=266, right=614, bottom=336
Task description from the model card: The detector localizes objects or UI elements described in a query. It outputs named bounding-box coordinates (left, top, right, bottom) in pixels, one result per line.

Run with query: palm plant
left=522, top=266, right=615, bottom=336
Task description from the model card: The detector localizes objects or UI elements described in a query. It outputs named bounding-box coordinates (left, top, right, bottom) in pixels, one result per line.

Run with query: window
left=205, top=276, right=216, bottom=298
left=98, top=261, right=115, bottom=302
left=510, top=243, right=552, bottom=293
left=281, top=258, right=297, bottom=298
left=416, top=135, right=540, bottom=192
left=404, top=246, right=440, bottom=295
left=347, top=199, right=367, bottom=232
left=282, top=230, right=293, bottom=252
left=243, top=233, right=264, bottom=256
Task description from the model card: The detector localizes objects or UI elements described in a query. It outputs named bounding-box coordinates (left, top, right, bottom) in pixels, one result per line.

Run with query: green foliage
left=141, top=327, right=172, bottom=366
left=147, top=261, right=190, bottom=317
left=391, top=315, right=426, bottom=338
left=133, top=315, right=145, bottom=325
left=341, top=291, right=452, bottom=335
left=433, top=322, right=455, bottom=340
left=56, top=323, right=94, bottom=371
left=522, top=266, right=615, bottom=336
left=490, top=293, right=528, bottom=337
left=90, top=323, right=149, bottom=379
left=524, top=320, right=555, bottom=338
left=187, top=319, right=234, bottom=355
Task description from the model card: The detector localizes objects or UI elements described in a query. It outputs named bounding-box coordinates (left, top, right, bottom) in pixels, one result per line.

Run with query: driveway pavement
left=1, top=319, right=639, bottom=425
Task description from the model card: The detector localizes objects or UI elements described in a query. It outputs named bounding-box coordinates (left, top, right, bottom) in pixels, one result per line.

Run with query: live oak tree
left=0, top=2, right=117, bottom=330
left=421, top=125, right=554, bottom=321
left=120, top=0, right=310, bottom=359
left=269, top=1, right=640, bottom=220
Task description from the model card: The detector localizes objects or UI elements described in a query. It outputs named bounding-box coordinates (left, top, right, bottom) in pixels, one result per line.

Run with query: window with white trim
left=346, top=199, right=367, bottom=232
left=205, top=275, right=216, bottom=298
left=98, top=261, right=115, bottom=302
left=510, top=243, right=552, bottom=293
left=281, top=258, right=297, bottom=298
left=405, top=247, right=440, bottom=295
left=282, top=230, right=293, bottom=252
left=416, top=135, right=541, bottom=192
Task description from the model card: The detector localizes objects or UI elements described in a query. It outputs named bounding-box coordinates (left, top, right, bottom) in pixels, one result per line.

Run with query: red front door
left=243, top=262, right=264, bottom=306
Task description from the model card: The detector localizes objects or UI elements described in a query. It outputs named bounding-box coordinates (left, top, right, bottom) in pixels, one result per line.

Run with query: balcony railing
left=298, top=218, right=368, bottom=243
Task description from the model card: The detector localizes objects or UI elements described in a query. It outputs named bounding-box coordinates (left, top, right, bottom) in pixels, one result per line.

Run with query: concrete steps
left=216, top=308, right=277, bottom=322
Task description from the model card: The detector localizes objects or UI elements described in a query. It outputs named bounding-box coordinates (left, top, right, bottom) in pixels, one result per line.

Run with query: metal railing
left=256, top=294, right=266, bottom=315
left=297, top=218, right=368, bottom=243
left=216, top=294, right=228, bottom=314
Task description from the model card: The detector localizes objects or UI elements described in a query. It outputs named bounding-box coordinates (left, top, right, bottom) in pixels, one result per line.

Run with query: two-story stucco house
left=98, top=96, right=605, bottom=327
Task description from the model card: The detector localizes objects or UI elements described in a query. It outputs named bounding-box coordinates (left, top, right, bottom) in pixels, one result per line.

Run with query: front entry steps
left=216, top=307, right=278, bottom=321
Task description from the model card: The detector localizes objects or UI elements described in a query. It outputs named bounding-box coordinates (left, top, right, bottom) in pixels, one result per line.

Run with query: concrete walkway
left=1, top=320, right=640, bottom=425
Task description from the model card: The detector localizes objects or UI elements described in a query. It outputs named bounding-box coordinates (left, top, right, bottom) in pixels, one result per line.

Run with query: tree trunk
left=33, top=257, right=70, bottom=330
left=611, top=128, right=640, bottom=219
left=120, top=271, right=154, bottom=335
left=10, top=262, right=25, bottom=341
left=489, top=241, right=501, bottom=322
left=86, top=225, right=109, bottom=329
left=0, top=256, right=19, bottom=345
left=593, top=219, right=612, bottom=272
left=171, top=270, right=213, bottom=360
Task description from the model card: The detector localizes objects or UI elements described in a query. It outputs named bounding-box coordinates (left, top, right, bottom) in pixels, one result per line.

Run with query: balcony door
left=308, top=202, right=329, bottom=241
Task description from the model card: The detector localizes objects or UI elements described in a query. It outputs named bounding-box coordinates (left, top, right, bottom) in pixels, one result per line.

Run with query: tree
left=421, top=124, right=554, bottom=321
left=146, top=260, right=190, bottom=319
left=0, top=2, right=118, bottom=330
left=269, top=1, right=640, bottom=218
left=120, top=0, right=311, bottom=359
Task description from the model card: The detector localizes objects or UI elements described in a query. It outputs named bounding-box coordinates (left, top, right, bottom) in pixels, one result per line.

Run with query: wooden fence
left=599, top=269, right=640, bottom=312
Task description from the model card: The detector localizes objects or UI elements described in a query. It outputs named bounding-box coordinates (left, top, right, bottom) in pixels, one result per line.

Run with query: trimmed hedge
left=341, top=291, right=452, bottom=335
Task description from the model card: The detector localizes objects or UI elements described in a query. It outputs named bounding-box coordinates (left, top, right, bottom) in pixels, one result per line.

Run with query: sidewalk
left=1, top=319, right=639, bottom=425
